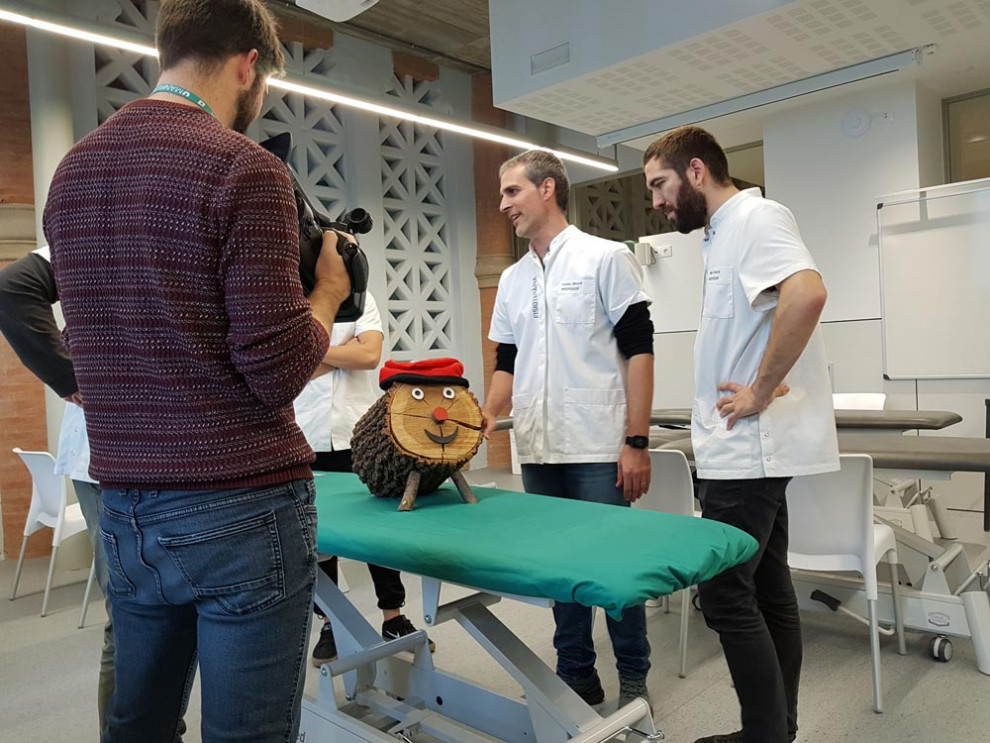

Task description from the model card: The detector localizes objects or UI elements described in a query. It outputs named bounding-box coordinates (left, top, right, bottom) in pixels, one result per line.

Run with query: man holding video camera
left=43, top=1, right=350, bottom=741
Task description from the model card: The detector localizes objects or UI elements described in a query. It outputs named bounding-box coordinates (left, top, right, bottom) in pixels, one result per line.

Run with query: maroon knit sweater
left=44, top=100, right=329, bottom=489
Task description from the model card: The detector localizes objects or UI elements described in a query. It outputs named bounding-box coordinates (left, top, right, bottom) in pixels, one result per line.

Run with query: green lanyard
left=151, top=83, right=216, bottom=118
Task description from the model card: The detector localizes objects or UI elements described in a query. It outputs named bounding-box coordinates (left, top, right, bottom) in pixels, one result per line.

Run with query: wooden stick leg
left=451, top=470, right=478, bottom=504
left=398, top=470, right=421, bottom=511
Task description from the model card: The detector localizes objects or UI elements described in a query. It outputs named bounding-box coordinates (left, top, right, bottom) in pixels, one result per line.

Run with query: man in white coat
left=481, top=150, right=655, bottom=711
left=643, top=125, right=839, bottom=743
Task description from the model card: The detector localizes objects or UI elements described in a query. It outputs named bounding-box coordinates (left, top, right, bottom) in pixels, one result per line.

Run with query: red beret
left=379, top=357, right=469, bottom=390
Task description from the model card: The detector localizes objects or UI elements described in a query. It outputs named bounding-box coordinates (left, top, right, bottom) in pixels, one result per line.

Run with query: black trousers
left=313, top=450, right=406, bottom=613
left=697, top=477, right=801, bottom=743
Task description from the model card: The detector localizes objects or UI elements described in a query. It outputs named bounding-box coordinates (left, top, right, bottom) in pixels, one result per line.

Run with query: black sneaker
left=381, top=614, right=436, bottom=653
left=618, top=676, right=651, bottom=710
left=311, top=622, right=338, bottom=667
left=561, top=669, right=605, bottom=706
left=694, top=732, right=795, bottom=743
left=694, top=733, right=741, bottom=743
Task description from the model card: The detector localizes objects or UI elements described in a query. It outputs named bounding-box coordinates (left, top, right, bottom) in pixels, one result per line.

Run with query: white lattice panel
left=580, top=180, right=629, bottom=241
left=93, top=0, right=159, bottom=122
left=84, top=9, right=469, bottom=363
left=572, top=175, right=672, bottom=241
left=380, top=75, right=453, bottom=359
left=576, top=175, right=672, bottom=240
left=257, top=42, right=347, bottom=217
left=91, top=14, right=349, bottom=219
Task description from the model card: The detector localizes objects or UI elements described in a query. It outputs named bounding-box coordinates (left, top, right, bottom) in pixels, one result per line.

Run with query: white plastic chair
left=832, top=392, right=886, bottom=410
left=634, top=448, right=700, bottom=678
left=9, top=448, right=96, bottom=621
left=786, top=454, right=906, bottom=713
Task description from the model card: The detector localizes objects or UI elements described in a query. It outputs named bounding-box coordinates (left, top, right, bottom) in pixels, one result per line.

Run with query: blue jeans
left=697, top=478, right=800, bottom=743
left=72, top=480, right=115, bottom=735
left=521, top=463, right=651, bottom=683
left=99, top=479, right=318, bottom=743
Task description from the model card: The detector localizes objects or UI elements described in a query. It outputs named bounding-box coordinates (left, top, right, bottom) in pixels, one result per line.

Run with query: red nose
left=432, top=406, right=448, bottom=423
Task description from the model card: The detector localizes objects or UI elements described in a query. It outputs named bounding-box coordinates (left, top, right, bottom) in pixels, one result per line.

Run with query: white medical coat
left=27, top=247, right=94, bottom=485
left=54, top=402, right=94, bottom=484
left=692, top=189, right=839, bottom=479
left=489, top=225, right=650, bottom=464
left=293, top=294, right=383, bottom=452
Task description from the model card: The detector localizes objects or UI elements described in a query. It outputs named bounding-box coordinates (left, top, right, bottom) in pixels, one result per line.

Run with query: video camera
left=259, top=133, right=370, bottom=322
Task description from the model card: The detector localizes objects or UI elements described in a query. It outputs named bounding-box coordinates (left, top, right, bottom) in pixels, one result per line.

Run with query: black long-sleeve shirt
left=0, top=250, right=78, bottom=398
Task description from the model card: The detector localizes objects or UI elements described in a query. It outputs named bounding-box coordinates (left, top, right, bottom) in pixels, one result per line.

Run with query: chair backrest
left=832, top=392, right=886, bottom=410
left=636, top=449, right=696, bottom=517
left=786, top=454, right=876, bottom=592
left=12, top=448, right=67, bottom=535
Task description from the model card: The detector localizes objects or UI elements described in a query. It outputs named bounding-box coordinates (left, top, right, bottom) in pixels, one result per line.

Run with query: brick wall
left=472, top=74, right=514, bottom=469
left=0, top=260, right=50, bottom=560
left=0, top=25, right=34, bottom=205
left=0, top=24, right=49, bottom=559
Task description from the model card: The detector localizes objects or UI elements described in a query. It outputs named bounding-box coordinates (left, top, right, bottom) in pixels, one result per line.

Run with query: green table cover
left=315, top=472, right=757, bottom=620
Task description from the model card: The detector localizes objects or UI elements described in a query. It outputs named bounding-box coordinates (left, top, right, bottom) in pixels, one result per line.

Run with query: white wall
left=639, top=230, right=705, bottom=334
left=764, top=80, right=926, bottom=323
left=819, top=320, right=884, bottom=393
left=652, top=332, right=696, bottom=409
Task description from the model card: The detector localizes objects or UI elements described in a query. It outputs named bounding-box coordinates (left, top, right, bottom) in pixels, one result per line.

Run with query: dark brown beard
left=671, top=177, right=708, bottom=234
left=231, top=75, right=264, bottom=134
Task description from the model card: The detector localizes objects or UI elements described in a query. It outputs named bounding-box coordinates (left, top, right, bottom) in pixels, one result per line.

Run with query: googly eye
left=411, top=388, right=425, bottom=400
left=442, top=387, right=455, bottom=399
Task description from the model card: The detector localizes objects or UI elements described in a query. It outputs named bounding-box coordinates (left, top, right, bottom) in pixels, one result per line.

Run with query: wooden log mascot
left=351, top=358, right=483, bottom=511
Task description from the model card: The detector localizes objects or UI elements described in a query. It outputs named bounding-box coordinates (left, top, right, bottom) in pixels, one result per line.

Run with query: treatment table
left=644, top=408, right=962, bottom=432
left=299, top=472, right=758, bottom=743
left=659, top=434, right=990, bottom=674
left=497, top=409, right=962, bottom=449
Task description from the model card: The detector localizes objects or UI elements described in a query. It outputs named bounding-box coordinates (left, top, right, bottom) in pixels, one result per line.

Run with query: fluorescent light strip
left=0, top=9, right=158, bottom=57
left=266, top=78, right=616, bottom=171
left=0, top=6, right=617, bottom=172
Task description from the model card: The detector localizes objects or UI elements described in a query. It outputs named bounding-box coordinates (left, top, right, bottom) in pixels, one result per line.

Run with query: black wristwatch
left=625, top=435, right=649, bottom=450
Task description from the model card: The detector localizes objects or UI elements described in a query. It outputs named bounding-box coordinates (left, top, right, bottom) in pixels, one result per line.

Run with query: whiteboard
left=878, top=178, right=990, bottom=379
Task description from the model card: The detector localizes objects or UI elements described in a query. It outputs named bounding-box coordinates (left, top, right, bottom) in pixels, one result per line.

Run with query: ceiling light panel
left=495, top=0, right=990, bottom=137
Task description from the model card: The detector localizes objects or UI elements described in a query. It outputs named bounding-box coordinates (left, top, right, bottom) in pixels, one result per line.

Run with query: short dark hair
left=500, top=150, right=570, bottom=212
left=642, top=126, right=731, bottom=186
left=156, top=0, right=285, bottom=77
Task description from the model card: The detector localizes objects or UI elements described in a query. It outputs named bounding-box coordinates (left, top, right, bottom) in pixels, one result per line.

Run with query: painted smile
left=425, top=427, right=459, bottom=445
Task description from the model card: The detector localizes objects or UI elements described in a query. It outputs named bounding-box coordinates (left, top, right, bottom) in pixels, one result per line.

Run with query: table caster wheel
left=930, top=635, right=952, bottom=662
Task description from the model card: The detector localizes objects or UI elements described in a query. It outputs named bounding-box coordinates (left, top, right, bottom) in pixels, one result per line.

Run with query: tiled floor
left=3, top=500, right=990, bottom=742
